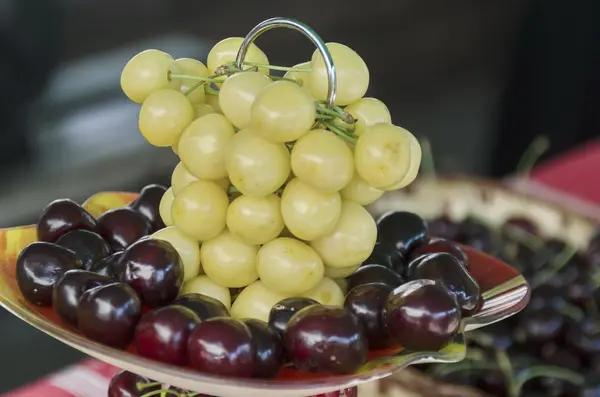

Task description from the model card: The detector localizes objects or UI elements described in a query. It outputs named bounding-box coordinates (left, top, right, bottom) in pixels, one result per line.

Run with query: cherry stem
left=320, top=121, right=357, bottom=143
left=137, top=381, right=162, bottom=390
left=419, top=138, right=436, bottom=178
left=502, top=224, right=545, bottom=251
left=531, top=244, right=577, bottom=288
left=243, top=61, right=312, bottom=73
left=514, top=365, right=584, bottom=395
left=140, top=389, right=181, bottom=397
left=494, top=349, right=518, bottom=397
left=515, top=135, right=550, bottom=178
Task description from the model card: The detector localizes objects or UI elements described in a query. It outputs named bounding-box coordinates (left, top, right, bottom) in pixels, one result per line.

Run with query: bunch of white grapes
left=120, top=37, right=422, bottom=323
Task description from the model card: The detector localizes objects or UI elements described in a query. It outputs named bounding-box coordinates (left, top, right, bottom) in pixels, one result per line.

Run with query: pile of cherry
left=15, top=184, right=482, bottom=391
left=418, top=215, right=600, bottom=397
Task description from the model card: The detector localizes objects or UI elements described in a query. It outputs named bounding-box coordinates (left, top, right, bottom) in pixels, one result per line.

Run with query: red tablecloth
left=4, top=140, right=600, bottom=397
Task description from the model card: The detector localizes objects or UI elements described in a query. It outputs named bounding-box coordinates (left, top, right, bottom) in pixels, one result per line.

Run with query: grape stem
left=170, top=74, right=226, bottom=84
left=140, top=389, right=181, bottom=397
left=494, top=349, right=518, bottom=397
left=243, top=61, right=312, bottom=73
left=137, top=381, right=162, bottom=390
left=320, top=121, right=357, bottom=143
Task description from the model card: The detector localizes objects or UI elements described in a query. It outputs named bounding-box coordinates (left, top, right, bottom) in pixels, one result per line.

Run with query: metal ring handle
left=235, top=17, right=337, bottom=108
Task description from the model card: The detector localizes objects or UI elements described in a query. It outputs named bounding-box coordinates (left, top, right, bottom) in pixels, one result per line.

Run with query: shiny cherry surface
left=89, top=251, right=124, bottom=279
left=187, top=317, right=255, bottom=378
left=427, top=216, right=460, bottom=241
left=36, top=198, right=97, bottom=242
left=119, top=238, right=184, bottom=307
left=347, top=264, right=404, bottom=293
left=456, top=218, right=493, bottom=254
left=16, top=242, right=80, bottom=306
left=129, top=184, right=167, bottom=233
left=52, top=269, right=112, bottom=327
left=362, top=242, right=406, bottom=274
left=384, top=281, right=461, bottom=351
left=268, top=297, right=320, bottom=337
left=243, top=318, right=284, bottom=379
left=135, top=305, right=200, bottom=365
left=96, top=208, right=151, bottom=251
left=376, top=211, right=429, bottom=255
left=283, top=305, right=367, bottom=374
left=108, top=370, right=160, bottom=397
left=173, top=293, right=230, bottom=321
left=406, top=252, right=480, bottom=312
left=77, top=282, right=142, bottom=349
left=344, top=283, right=393, bottom=349
left=408, top=238, right=468, bottom=269
left=56, top=229, right=112, bottom=270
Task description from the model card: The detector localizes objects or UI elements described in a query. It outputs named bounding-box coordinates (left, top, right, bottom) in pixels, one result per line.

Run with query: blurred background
left=1, top=0, right=599, bottom=392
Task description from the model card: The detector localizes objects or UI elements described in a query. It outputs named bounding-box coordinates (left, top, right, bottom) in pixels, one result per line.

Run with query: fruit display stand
left=0, top=17, right=534, bottom=397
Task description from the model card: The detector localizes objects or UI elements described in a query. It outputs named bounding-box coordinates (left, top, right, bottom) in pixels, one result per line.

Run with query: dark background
left=0, top=0, right=598, bottom=392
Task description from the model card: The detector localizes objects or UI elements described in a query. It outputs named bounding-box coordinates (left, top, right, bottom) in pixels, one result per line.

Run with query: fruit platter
left=0, top=17, right=530, bottom=397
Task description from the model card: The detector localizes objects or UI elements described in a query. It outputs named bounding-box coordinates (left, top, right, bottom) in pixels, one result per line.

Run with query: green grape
left=171, top=162, right=198, bottom=195
left=225, top=129, right=290, bottom=197
left=256, top=237, right=324, bottom=295
left=383, top=131, right=422, bottom=190
left=219, top=71, right=272, bottom=129
left=159, top=187, right=174, bottom=226
left=193, top=103, right=217, bottom=119
left=324, top=263, right=360, bottom=279
left=342, top=97, right=391, bottom=136
left=152, top=226, right=202, bottom=282
left=174, top=58, right=209, bottom=104
left=310, top=201, right=377, bottom=268
left=181, top=275, right=231, bottom=309
left=309, top=43, right=369, bottom=106
left=205, top=93, right=222, bottom=113
left=280, top=178, right=342, bottom=241
left=354, top=122, right=413, bottom=189
left=251, top=80, right=315, bottom=143
left=226, top=194, right=284, bottom=245
left=230, top=281, right=289, bottom=323
left=291, top=129, right=354, bottom=193
left=207, top=37, right=269, bottom=75
left=301, top=277, right=344, bottom=306
left=178, top=114, right=235, bottom=180
left=200, top=230, right=259, bottom=288
left=138, top=89, right=194, bottom=147
left=339, top=172, right=384, bottom=205
left=171, top=180, right=228, bottom=241
left=332, top=278, right=348, bottom=295
left=283, top=61, right=312, bottom=96
left=120, top=49, right=181, bottom=104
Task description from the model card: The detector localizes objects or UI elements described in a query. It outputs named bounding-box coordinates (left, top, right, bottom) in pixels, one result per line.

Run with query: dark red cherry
left=135, top=305, right=200, bottom=365
left=129, top=184, right=167, bottom=233
left=108, top=371, right=160, bottom=397
left=89, top=251, right=124, bottom=279
left=376, top=211, right=429, bottom=255
left=566, top=272, right=595, bottom=307
left=187, top=318, right=255, bottom=378
left=407, top=252, right=480, bottom=312
left=173, top=293, right=230, bottom=321
left=344, top=283, right=393, bottom=349
left=283, top=305, right=367, bottom=374
left=502, top=216, right=539, bottom=237
left=96, top=208, right=151, bottom=251
left=408, top=238, right=468, bottom=269
left=427, top=216, right=460, bottom=241
left=52, top=269, right=112, bottom=327
left=56, top=229, right=111, bottom=271
left=362, top=242, right=407, bottom=274
left=78, top=282, right=142, bottom=349
left=566, top=318, right=600, bottom=357
left=16, top=242, right=80, bottom=306
left=540, top=343, right=582, bottom=370
left=119, top=238, right=184, bottom=307
left=37, top=199, right=97, bottom=242
left=268, top=297, right=320, bottom=337
left=347, top=264, right=404, bottom=293
left=456, top=218, right=493, bottom=253
left=518, top=307, right=565, bottom=344
left=243, top=319, right=284, bottom=379
left=585, top=228, right=600, bottom=271
left=383, top=280, right=461, bottom=351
